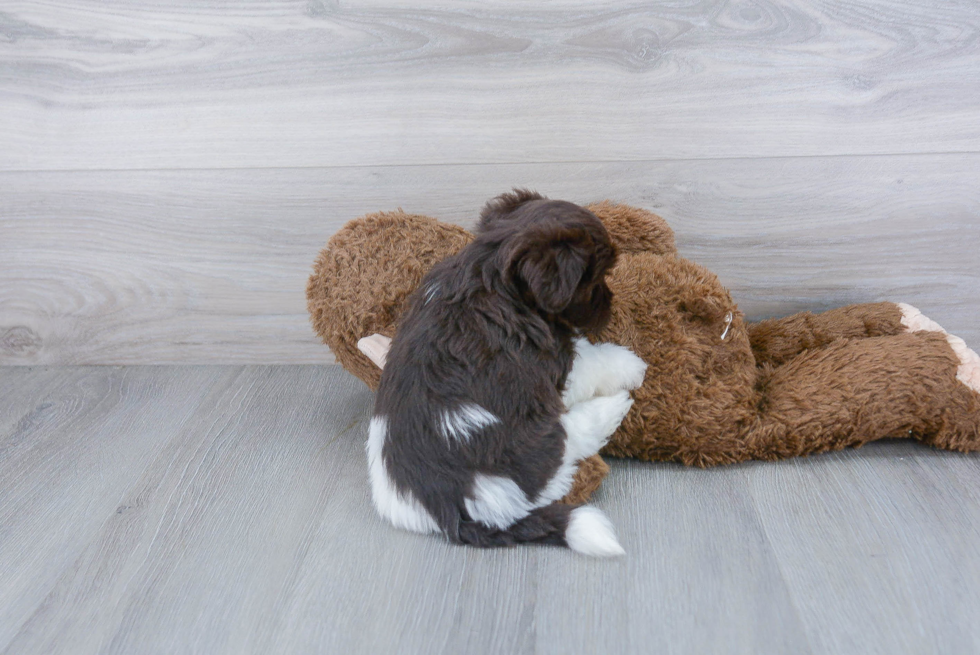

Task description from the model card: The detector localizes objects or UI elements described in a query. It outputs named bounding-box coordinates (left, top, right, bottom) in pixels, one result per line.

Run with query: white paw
left=582, top=390, right=634, bottom=440
left=561, top=391, right=634, bottom=461
left=563, top=339, right=647, bottom=407
left=594, top=343, right=648, bottom=394
left=946, top=334, right=980, bottom=394
left=898, top=303, right=947, bottom=334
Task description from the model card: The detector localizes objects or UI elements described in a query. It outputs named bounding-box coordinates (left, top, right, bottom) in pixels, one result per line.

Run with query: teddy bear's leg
left=745, top=331, right=980, bottom=460
left=895, top=303, right=980, bottom=391
left=560, top=455, right=610, bottom=505
left=562, top=338, right=648, bottom=407
left=896, top=302, right=949, bottom=333
left=748, top=302, right=910, bottom=367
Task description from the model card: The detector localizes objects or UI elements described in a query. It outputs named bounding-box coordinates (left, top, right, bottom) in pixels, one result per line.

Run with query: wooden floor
left=2, top=365, right=979, bottom=655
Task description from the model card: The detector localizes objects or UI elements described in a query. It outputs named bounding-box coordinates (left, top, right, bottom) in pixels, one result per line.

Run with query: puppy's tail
left=455, top=504, right=625, bottom=557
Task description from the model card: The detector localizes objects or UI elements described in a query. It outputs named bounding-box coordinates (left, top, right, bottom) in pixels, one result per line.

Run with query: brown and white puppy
left=368, top=190, right=647, bottom=556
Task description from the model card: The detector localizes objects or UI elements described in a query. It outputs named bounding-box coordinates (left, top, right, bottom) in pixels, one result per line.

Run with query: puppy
left=367, top=190, right=647, bottom=556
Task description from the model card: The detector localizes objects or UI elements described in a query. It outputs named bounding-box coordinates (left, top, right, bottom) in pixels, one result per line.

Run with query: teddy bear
left=307, top=199, right=980, bottom=503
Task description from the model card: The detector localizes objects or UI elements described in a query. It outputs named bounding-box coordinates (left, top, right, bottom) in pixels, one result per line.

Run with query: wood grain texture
left=749, top=444, right=980, bottom=653
left=1, top=0, right=979, bottom=170
left=2, top=155, right=978, bottom=364
left=0, top=366, right=238, bottom=650
left=0, top=367, right=72, bottom=434
left=1, top=365, right=979, bottom=654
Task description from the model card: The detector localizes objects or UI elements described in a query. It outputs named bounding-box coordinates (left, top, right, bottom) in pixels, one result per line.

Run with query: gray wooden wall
left=2, top=0, right=978, bottom=365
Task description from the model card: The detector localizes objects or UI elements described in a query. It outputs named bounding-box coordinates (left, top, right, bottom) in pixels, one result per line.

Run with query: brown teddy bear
left=307, top=199, right=980, bottom=503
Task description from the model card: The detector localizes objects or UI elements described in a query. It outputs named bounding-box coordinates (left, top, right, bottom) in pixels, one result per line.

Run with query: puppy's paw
left=587, top=390, right=634, bottom=440
left=561, top=391, right=634, bottom=461
left=595, top=344, right=648, bottom=393
left=563, top=341, right=647, bottom=407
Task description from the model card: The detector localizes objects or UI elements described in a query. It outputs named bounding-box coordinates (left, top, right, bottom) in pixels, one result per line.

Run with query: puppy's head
left=480, top=189, right=617, bottom=332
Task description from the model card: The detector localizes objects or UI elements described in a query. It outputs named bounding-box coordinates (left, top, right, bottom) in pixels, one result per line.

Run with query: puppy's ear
left=479, top=188, right=544, bottom=231
left=510, top=226, right=592, bottom=314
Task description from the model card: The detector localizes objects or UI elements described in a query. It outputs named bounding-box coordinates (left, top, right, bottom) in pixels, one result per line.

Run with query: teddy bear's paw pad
left=899, top=303, right=947, bottom=334
left=946, top=334, right=980, bottom=394
left=357, top=334, right=392, bottom=369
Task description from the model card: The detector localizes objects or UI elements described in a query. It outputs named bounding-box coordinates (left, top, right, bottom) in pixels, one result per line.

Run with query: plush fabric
left=308, top=202, right=980, bottom=501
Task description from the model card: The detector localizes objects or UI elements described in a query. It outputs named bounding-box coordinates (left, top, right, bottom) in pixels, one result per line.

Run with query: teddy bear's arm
left=747, top=302, right=907, bottom=366
left=560, top=454, right=609, bottom=504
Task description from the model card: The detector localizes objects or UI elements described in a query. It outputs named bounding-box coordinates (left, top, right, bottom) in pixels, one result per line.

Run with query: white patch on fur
left=439, top=404, right=499, bottom=444
left=424, top=283, right=440, bottom=304
left=565, top=506, right=625, bottom=557
left=946, top=334, right=980, bottom=394
left=366, top=417, right=439, bottom=534
left=561, top=391, right=633, bottom=462
left=898, top=303, right=947, bottom=333
left=535, top=392, right=633, bottom=507
left=464, top=473, right=532, bottom=530
left=563, top=338, right=647, bottom=407
left=534, top=460, right=577, bottom=507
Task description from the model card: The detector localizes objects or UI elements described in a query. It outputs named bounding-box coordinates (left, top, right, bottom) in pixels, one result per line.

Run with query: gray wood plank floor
left=2, top=365, right=979, bottom=655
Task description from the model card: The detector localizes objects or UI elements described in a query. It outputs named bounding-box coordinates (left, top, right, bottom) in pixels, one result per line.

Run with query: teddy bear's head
left=307, top=210, right=473, bottom=390
left=307, top=201, right=683, bottom=386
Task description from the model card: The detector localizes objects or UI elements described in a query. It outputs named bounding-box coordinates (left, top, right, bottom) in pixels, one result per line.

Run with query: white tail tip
left=566, top=506, right=625, bottom=557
